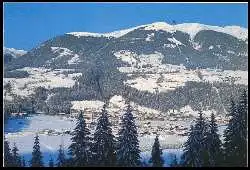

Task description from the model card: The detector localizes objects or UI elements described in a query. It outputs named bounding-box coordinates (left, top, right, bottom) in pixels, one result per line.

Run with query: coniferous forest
left=4, top=90, right=248, bottom=167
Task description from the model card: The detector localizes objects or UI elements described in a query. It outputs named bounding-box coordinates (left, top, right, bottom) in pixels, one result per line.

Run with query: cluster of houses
left=140, top=119, right=189, bottom=137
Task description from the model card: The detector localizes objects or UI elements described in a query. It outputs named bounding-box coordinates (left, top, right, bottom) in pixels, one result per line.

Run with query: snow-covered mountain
left=5, top=22, right=248, bottom=71
left=4, top=47, right=27, bottom=57
left=67, top=22, right=248, bottom=41
left=4, top=21, right=248, bottom=122
left=3, top=22, right=248, bottom=159
left=4, top=47, right=27, bottom=64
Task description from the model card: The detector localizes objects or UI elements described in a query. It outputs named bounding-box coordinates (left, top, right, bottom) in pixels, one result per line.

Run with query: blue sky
left=4, top=2, right=248, bottom=51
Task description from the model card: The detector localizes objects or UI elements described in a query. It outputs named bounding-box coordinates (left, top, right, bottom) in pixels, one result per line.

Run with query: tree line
left=181, top=89, right=247, bottom=167
left=4, top=89, right=247, bottom=167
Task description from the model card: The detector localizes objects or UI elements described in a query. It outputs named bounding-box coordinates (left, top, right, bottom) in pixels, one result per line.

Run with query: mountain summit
left=67, top=22, right=248, bottom=41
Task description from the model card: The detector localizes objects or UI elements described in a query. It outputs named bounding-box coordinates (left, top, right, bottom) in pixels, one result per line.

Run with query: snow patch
left=227, top=50, right=235, bottom=54
left=167, top=37, right=183, bottom=46
left=67, top=72, right=82, bottom=79
left=114, top=50, right=137, bottom=66
left=192, top=42, right=202, bottom=51
left=68, top=54, right=80, bottom=65
left=46, top=47, right=74, bottom=64
left=71, top=100, right=105, bottom=112
left=125, top=75, right=161, bottom=93
left=209, top=45, right=214, bottom=50
left=51, top=47, right=73, bottom=56
left=114, top=50, right=165, bottom=70
left=145, top=33, right=155, bottom=41
left=164, top=44, right=177, bottom=48
left=109, top=95, right=126, bottom=107
left=66, top=32, right=106, bottom=38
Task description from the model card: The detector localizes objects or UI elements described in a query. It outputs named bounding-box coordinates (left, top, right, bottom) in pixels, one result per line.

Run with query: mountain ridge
left=66, top=21, right=248, bottom=41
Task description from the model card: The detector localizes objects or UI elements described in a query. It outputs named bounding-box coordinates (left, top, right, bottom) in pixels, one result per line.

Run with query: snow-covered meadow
left=4, top=67, right=82, bottom=99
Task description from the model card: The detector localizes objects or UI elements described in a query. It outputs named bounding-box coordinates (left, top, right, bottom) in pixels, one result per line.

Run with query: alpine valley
left=4, top=22, right=248, bottom=156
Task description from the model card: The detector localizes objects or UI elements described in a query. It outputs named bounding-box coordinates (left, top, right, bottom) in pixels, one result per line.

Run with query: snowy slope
left=67, top=22, right=248, bottom=41
left=114, top=50, right=247, bottom=93
left=4, top=67, right=80, bottom=98
left=144, top=22, right=248, bottom=41
left=4, top=47, right=27, bottom=58
left=67, top=24, right=146, bottom=38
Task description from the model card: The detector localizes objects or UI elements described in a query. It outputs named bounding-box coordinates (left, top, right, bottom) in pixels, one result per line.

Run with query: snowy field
left=4, top=114, right=73, bottom=166
left=4, top=113, right=227, bottom=166
left=4, top=114, right=187, bottom=166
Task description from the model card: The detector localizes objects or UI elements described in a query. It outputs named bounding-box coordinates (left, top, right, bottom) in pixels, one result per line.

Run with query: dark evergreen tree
left=149, top=135, right=164, bottom=167
left=4, top=139, right=13, bottom=167
left=223, top=90, right=248, bottom=167
left=181, top=111, right=208, bottom=167
left=236, top=89, right=247, bottom=166
left=49, top=156, right=54, bottom=167
left=22, top=157, right=26, bottom=167
left=223, top=99, right=237, bottom=166
left=92, top=103, right=116, bottom=166
left=30, top=134, right=44, bottom=167
left=12, top=143, right=22, bottom=167
left=68, top=111, right=92, bottom=166
left=31, top=100, right=35, bottom=114
left=18, top=104, right=22, bottom=113
left=196, top=111, right=209, bottom=166
left=116, top=103, right=141, bottom=167
left=181, top=125, right=196, bottom=167
left=205, top=112, right=222, bottom=166
left=57, top=144, right=66, bottom=167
